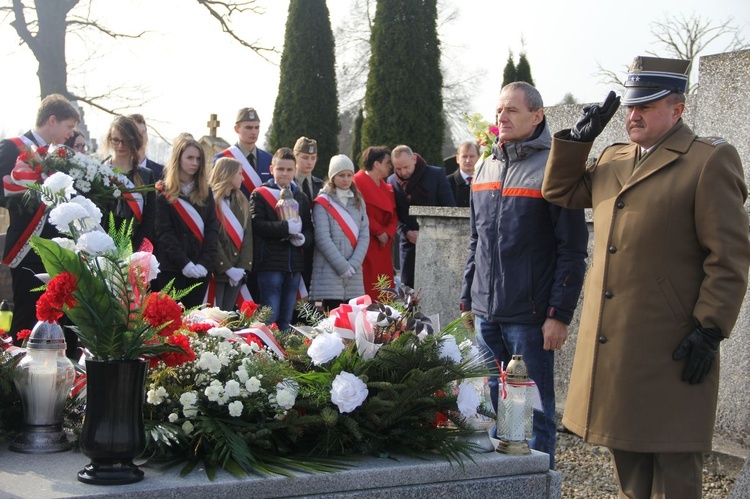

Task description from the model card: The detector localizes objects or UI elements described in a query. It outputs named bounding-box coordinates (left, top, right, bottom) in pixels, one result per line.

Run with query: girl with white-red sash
left=311, top=155, right=369, bottom=311
left=102, top=116, right=156, bottom=250
left=208, top=157, right=253, bottom=311
left=155, top=137, right=218, bottom=309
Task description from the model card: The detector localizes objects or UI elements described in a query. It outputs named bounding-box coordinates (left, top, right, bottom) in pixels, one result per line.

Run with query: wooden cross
left=207, top=114, right=220, bottom=137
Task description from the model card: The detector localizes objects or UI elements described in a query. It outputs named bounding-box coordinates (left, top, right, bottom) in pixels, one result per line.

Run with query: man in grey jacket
left=461, top=82, right=588, bottom=469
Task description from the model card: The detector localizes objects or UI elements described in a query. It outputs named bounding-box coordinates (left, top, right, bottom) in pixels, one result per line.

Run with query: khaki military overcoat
left=542, top=121, right=750, bottom=452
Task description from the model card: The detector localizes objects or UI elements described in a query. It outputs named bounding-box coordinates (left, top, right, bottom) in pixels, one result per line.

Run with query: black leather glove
left=569, top=91, right=621, bottom=142
left=672, top=326, right=724, bottom=385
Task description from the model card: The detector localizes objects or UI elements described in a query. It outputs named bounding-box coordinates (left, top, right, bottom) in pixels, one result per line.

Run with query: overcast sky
left=1, top=0, right=748, bottom=154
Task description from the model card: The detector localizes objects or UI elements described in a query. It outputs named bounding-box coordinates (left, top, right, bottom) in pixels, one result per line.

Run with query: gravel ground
left=556, top=427, right=737, bottom=498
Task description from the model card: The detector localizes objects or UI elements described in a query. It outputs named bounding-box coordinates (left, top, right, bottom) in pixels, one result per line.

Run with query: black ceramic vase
left=77, top=359, right=148, bottom=485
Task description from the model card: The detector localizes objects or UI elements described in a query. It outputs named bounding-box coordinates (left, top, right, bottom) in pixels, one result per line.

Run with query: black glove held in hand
left=569, top=91, right=621, bottom=142
left=672, top=326, right=724, bottom=385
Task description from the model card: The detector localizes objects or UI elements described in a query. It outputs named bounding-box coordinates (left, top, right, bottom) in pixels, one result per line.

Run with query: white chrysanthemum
left=307, top=331, right=345, bottom=366
left=74, top=179, right=92, bottom=193
left=52, top=237, right=76, bottom=252
left=168, top=413, right=179, bottom=423
left=76, top=231, right=115, bottom=255
left=245, top=376, right=261, bottom=394
left=182, top=421, right=194, bottom=434
left=146, top=386, right=167, bottom=405
left=48, top=202, right=90, bottom=233
left=204, top=381, right=223, bottom=402
left=235, top=366, right=249, bottom=383
left=457, top=381, right=481, bottom=419
left=180, top=391, right=198, bottom=408
left=439, top=335, right=462, bottom=363
left=197, top=352, right=222, bottom=373
left=224, top=380, right=241, bottom=397
left=274, top=380, right=298, bottom=410
left=330, top=371, right=369, bottom=414
left=42, top=172, right=75, bottom=202
left=228, top=400, right=243, bottom=417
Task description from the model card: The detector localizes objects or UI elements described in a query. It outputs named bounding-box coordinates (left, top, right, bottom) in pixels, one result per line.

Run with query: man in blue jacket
left=460, top=82, right=588, bottom=469
left=389, top=144, right=455, bottom=287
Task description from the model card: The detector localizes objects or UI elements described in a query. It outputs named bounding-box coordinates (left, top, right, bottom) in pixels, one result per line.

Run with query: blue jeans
left=257, top=271, right=300, bottom=331
left=475, top=315, right=557, bottom=469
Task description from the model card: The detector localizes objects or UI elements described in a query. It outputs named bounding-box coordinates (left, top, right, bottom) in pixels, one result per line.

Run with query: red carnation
left=160, top=334, right=195, bottom=367
left=143, top=292, right=183, bottom=337
left=36, top=294, right=63, bottom=322
left=189, top=322, right=213, bottom=335
left=240, top=300, right=259, bottom=317
left=46, top=272, right=78, bottom=309
left=16, top=329, right=32, bottom=341
left=36, top=146, right=48, bottom=157
left=18, top=151, right=30, bottom=163
left=56, top=148, right=67, bottom=158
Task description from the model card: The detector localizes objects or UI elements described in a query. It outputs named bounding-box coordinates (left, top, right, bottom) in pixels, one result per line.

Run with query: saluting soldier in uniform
left=543, top=56, right=750, bottom=499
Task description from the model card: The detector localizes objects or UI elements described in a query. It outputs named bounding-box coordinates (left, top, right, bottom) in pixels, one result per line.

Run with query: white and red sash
left=217, top=198, right=243, bottom=250
left=216, top=198, right=254, bottom=304
left=314, top=193, right=359, bottom=248
left=2, top=136, right=47, bottom=268
left=173, top=198, right=205, bottom=243
left=221, top=146, right=262, bottom=194
left=255, top=185, right=280, bottom=210
left=116, top=172, right=144, bottom=223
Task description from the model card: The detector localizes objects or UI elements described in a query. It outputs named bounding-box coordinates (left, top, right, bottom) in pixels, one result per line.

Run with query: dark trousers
left=609, top=448, right=703, bottom=499
left=398, top=238, right=415, bottom=288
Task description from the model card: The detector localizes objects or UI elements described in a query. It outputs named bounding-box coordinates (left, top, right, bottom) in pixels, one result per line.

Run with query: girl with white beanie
left=311, top=154, right=370, bottom=310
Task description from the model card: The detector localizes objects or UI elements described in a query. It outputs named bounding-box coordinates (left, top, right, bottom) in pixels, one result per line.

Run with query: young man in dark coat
left=446, top=141, right=480, bottom=207
left=388, top=145, right=455, bottom=287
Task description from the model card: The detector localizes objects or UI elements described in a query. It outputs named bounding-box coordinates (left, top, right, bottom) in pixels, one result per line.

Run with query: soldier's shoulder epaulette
left=695, top=136, right=728, bottom=147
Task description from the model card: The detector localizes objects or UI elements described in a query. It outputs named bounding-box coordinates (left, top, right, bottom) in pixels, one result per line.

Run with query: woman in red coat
left=353, top=146, right=398, bottom=300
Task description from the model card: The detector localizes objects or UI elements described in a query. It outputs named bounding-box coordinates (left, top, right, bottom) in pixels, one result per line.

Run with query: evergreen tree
left=502, top=52, right=517, bottom=87
left=350, top=107, right=364, bottom=166
left=361, top=0, right=444, bottom=165
left=515, top=52, right=535, bottom=86
left=269, top=0, right=340, bottom=178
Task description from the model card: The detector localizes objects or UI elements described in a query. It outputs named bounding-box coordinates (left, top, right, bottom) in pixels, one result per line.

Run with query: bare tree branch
left=66, top=17, right=147, bottom=39
left=196, top=0, right=277, bottom=62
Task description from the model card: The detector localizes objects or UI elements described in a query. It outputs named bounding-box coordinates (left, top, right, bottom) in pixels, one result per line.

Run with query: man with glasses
left=0, top=94, right=80, bottom=346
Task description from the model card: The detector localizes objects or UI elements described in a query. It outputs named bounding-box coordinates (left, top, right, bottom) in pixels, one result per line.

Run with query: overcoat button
left=609, top=246, right=617, bottom=254
left=605, top=291, right=614, bottom=299
left=616, top=201, right=625, bottom=209
left=599, top=336, right=608, bottom=344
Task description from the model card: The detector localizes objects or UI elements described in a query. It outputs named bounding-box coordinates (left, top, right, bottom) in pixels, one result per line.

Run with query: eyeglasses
left=73, top=143, right=87, bottom=152
left=109, top=138, right=127, bottom=146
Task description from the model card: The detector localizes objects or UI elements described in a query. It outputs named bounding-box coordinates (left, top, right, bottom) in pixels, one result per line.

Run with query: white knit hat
left=328, top=154, right=355, bottom=179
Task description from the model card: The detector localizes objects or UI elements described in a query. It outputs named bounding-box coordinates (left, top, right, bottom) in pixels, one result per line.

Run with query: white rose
left=197, top=352, right=222, bottom=373
left=439, top=335, right=462, bottom=363
left=235, top=366, right=249, bottom=383
left=245, top=376, right=261, bottom=394
left=457, top=381, right=481, bottom=419
left=240, top=342, right=253, bottom=354
left=224, top=379, right=241, bottom=397
left=183, top=407, right=198, bottom=418
left=168, top=413, right=179, bottom=423
left=330, top=371, right=368, bottom=413
left=201, top=307, right=232, bottom=322
left=182, top=421, right=194, bottom=434
left=146, top=386, right=167, bottom=405
left=228, top=400, right=243, bottom=417
left=42, top=172, right=75, bottom=203
left=307, top=331, right=345, bottom=365
left=204, top=381, right=223, bottom=402
left=275, top=380, right=298, bottom=410
left=75, top=231, right=115, bottom=255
